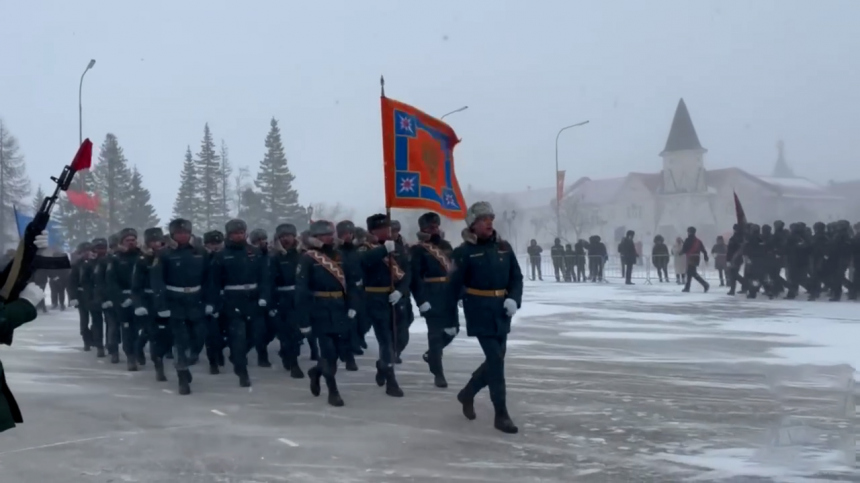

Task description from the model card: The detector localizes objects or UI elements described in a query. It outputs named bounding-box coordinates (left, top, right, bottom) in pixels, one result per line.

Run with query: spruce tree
left=55, top=169, right=101, bottom=245
left=238, top=188, right=267, bottom=231
left=31, top=185, right=46, bottom=214
left=172, top=146, right=200, bottom=225
left=194, top=123, right=225, bottom=232
left=220, top=140, right=233, bottom=218
left=91, top=133, right=133, bottom=234
left=255, top=118, right=303, bottom=231
left=0, top=120, right=31, bottom=248
left=123, top=166, right=160, bottom=231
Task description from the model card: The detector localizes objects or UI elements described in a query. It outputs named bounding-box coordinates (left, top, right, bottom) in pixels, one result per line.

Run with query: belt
left=276, top=285, right=296, bottom=292
left=224, top=284, right=258, bottom=291
left=423, top=277, right=448, bottom=283
left=121, top=289, right=132, bottom=294
left=144, top=289, right=154, bottom=294
left=77, top=287, right=83, bottom=291
left=166, top=285, right=201, bottom=293
left=364, top=287, right=390, bottom=294
left=465, top=288, right=507, bottom=297
left=314, top=291, right=343, bottom=298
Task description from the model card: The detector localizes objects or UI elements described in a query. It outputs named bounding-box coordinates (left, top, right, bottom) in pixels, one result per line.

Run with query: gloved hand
left=33, top=230, right=49, bottom=252
left=443, top=327, right=459, bottom=336
left=51, top=277, right=60, bottom=282
left=458, top=300, right=463, bottom=308
left=205, top=305, right=214, bottom=316
left=102, top=301, right=113, bottom=309
left=258, top=299, right=267, bottom=307
left=269, top=309, right=277, bottom=317
left=157, top=310, right=171, bottom=318
left=69, top=299, right=78, bottom=308
left=134, top=307, right=148, bottom=316
left=121, top=298, right=133, bottom=308
left=384, top=240, right=396, bottom=253
left=503, top=298, right=517, bottom=317
left=300, top=327, right=311, bottom=335
left=347, top=309, right=356, bottom=319
left=418, top=302, right=431, bottom=313
left=213, top=312, right=219, bottom=318
left=19, top=282, right=45, bottom=309
left=388, top=290, right=402, bottom=305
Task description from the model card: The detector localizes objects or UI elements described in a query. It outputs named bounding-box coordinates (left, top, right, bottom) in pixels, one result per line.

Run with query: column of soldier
left=64, top=201, right=524, bottom=434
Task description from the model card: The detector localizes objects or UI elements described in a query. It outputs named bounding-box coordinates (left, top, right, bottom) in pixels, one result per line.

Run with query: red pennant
left=733, top=190, right=747, bottom=227
left=67, top=191, right=100, bottom=212
left=71, top=139, right=93, bottom=171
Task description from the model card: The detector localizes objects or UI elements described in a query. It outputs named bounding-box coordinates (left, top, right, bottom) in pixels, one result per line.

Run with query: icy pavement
left=0, top=282, right=856, bottom=482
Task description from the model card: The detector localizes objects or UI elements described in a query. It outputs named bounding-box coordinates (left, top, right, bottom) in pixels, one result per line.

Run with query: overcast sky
left=2, top=0, right=858, bottom=221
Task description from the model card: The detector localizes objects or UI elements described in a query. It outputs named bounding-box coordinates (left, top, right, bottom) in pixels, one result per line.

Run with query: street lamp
left=78, top=59, right=96, bottom=144
left=440, top=105, right=468, bottom=120
left=554, top=120, right=589, bottom=237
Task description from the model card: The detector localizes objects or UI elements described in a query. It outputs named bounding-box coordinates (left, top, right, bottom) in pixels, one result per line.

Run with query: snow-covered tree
left=220, top=139, right=233, bottom=218
left=194, top=123, right=225, bottom=232
left=254, top=118, right=303, bottom=231
left=31, top=185, right=46, bottom=214
left=172, top=146, right=199, bottom=226
left=91, top=133, right=133, bottom=234
left=123, top=166, right=160, bottom=231
left=238, top=188, right=267, bottom=231
left=0, top=120, right=31, bottom=247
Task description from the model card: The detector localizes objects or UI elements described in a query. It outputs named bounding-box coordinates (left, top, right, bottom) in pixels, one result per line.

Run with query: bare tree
left=310, top=202, right=355, bottom=222
left=558, top=194, right=605, bottom=241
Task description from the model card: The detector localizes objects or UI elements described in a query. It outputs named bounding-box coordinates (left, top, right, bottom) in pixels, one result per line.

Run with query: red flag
left=733, top=190, right=747, bottom=227
left=66, top=191, right=100, bottom=212
left=71, top=139, right=93, bottom=171
left=556, top=170, right=566, bottom=203
left=381, top=96, right=466, bottom=220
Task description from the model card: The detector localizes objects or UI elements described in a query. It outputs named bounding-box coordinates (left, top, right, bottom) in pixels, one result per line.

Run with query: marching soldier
left=296, top=220, right=361, bottom=407
left=150, top=219, right=208, bottom=395
left=449, top=202, right=523, bottom=434
left=272, top=223, right=305, bottom=378
left=410, top=212, right=458, bottom=388
left=336, top=220, right=361, bottom=370
left=353, top=227, right=371, bottom=349
left=209, top=219, right=269, bottom=388
left=133, top=228, right=170, bottom=382
left=249, top=228, right=275, bottom=367
left=360, top=214, right=405, bottom=398
left=82, top=238, right=109, bottom=358
left=107, top=228, right=143, bottom=370
left=203, top=230, right=226, bottom=373
left=390, top=220, right=413, bottom=364
left=100, top=233, right=123, bottom=363
left=67, top=242, right=93, bottom=351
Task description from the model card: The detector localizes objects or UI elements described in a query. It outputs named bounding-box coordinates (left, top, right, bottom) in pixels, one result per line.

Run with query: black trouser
left=205, top=314, right=223, bottom=366
left=426, top=317, right=456, bottom=376
left=170, top=312, right=206, bottom=371
left=462, top=335, right=508, bottom=409
left=728, top=263, right=744, bottom=293
left=394, top=301, right=413, bottom=356
left=529, top=258, right=542, bottom=280
left=367, top=297, right=394, bottom=366
left=552, top=259, right=562, bottom=281
left=50, top=278, right=66, bottom=307
left=655, top=264, right=668, bottom=281
left=148, top=314, right=173, bottom=361
left=89, top=309, right=104, bottom=349
left=105, top=307, right=121, bottom=356
left=684, top=265, right=708, bottom=291
left=277, top=307, right=302, bottom=364
left=575, top=262, right=585, bottom=281
left=623, top=262, right=633, bottom=283
left=78, top=301, right=91, bottom=346
left=717, top=269, right=725, bottom=285
left=254, top=311, right=277, bottom=360
left=589, top=258, right=603, bottom=282
left=118, top=305, right=139, bottom=359
left=317, top=332, right=346, bottom=374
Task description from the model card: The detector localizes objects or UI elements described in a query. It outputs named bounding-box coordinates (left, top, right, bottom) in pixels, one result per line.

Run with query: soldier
left=726, top=224, right=745, bottom=296
left=82, top=238, right=109, bottom=358
left=296, top=220, right=361, bottom=407
left=97, top=234, right=123, bottom=363
left=150, top=219, right=208, bottom=395
left=202, top=230, right=226, bottom=373
left=390, top=220, right=413, bottom=364
left=336, top=220, right=361, bottom=371
left=272, top=223, right=304, bottom=378
left=133, top=227, right=170, bottom=382
left=449, top=202, right=523, bottom=434
left=352, top=227, right=371, bottom=349
left=209, top=219, right=269, bottom=388
left=249, top=228, right=275, bottom=367
left=107, top=228, right=143, bottom=370
left=48, top=247, right=70, bottom=311
left=360, top=214, right=405, bottom=398
left=68, top=242, right=93, bottom=351
left=807, top=222, right=828, bottom=301
left=410, top=212, right=458, bottom=388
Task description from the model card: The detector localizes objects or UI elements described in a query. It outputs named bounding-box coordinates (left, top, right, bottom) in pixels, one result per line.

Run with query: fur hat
left=119, top=228, right=138, bottom=242
left=76, top=242, right=92, bottom=253
left=309, top=220, right=334, bottom=237
left=108, top=234, right=120, bottom=249
left=144, top=227, right=164, bottom=244
left=225, top=219, right=247, bottom=235
left=91, top=237, right=108, bottom=249
left=390, top=220, right=402, bottom=233
left=366, top=214, right=389, bottom=231
left=249, top=228, right=268, bottom=244
left=418, top=212, right=441, bottom=231
left=275, top=223, right=297, bottom=238
left=336, top=220, right=355, bottom=237
left=203, top=230, right=224, bottom=245
left=354, top=227, right=367, bottom=244
left=626, top=230, right=635, bottom=238
left=465, top=201, right=494, bottom=227
left=169, top=218, right=192, bottom=235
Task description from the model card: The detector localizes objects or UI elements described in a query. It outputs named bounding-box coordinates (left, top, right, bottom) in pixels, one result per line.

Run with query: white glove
left=19, top=282, right=45, bottom=308
left=458, top=300, right=463, bottom=308
left=157, top=310, right=171, bottom=318
left=300, top=327, right=311, bottom=335
left=347, top=309, right=356, bottom=319
left=258, top=299, right=267, bottom=307
left=269, top=309, right=277, bottom=317
left=204, top=304, right=214, bottom=315
left=443, top=327, right=459, bottom=336
left=418, top=302, right=431, bottom=313
left=134, top=307, right=148, bottom=316
left=503, top=298, right=518, bottom=317
left=69, top=299, right=78, bottom=308
left=384, top=240, right=396, bottom=253
left=213, top=312, right=219, bottom=318
left=102, top=301, right=113, bottom=309
left=388, top=290, right=402, bottom=305
left=121, top=298, right=133, bottom=308
left=33, top=230, right=49, bottom=251
left=51, top=277, right=60, bottom=282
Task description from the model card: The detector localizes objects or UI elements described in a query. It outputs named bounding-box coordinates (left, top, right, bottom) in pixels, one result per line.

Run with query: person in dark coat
left=726, top=224, right=746, bottom=296
left=134, top=228, right=170, bottom=382
left=390, top=220, right=413, bottom=364
left=588, top=235, right=607, bottom=282
left=82, top=238, right=109, bottom=358
left=573, top=240, right=587, bottom=281
left=550, top=238, right=564, bottom=282
left=711, top=236, right=727, bottom=286
left=106, top=228, right=143, bottom=371
left=562, top=243, right=575, bottom=282
left=201, top=230, right=225, bottom=373
left=249, top=228, right=276, bottom=367
left=526, top=239, right=542, bottom=281
left=336, top=220, right=363, bottom=366
left=449, top=201, right=523, bottom=434
left=681, top=226, right=710, bottom=293
left=271, top=224, right=305, bottom=378
left=617, top=230, right=637, bottom=285
left=651, top=235, right=670, bottom=282
left=67, top=242, right=93, bottom=351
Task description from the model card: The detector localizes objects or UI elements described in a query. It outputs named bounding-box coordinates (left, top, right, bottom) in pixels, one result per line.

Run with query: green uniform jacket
left=0, top=300, right=39, bottom=433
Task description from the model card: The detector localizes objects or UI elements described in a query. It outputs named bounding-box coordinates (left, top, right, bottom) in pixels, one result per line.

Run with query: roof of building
left=661, top=98, right=705, bottom=154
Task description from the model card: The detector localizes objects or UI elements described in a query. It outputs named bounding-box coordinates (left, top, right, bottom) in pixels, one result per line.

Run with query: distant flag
left=71, top=139, right=94, bottom=172
left=733, top=190, right=747, bottom=227
left=66, top=190, right=100, bottom=212
left=380, top=95, right=467, bottom=220
left=556, top=170, right=566, bottom=203
left=14, top=207, right=62, bottom=247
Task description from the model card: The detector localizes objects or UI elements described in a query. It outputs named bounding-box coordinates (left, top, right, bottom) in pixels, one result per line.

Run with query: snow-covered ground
left=0, top=282, right=856, bottom=482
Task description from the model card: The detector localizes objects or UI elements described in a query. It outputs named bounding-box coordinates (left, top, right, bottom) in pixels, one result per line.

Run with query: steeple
left=661, top=98, right=705, bottom=155
left=771, top=140, right=795, bottom=178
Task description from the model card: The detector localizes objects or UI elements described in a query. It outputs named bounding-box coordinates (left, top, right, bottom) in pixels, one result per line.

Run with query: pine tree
left=254, top=118, right=303, bottom=231
left=91, top=133, right=133, bottom=234
left=123, top=166, right=160, bottom=232
left=194, top=124, right=225, bottom=232
left=173, top=146, right=200, bottom=225
left=238, top=188, right=267, bottom=231
left=220, top=140, right=233, bottom=218
left=55, top=169, right=101, bottom=246
left=0, top=120, right=31, bottom=248
left=31, top=185, right=46, bottom=214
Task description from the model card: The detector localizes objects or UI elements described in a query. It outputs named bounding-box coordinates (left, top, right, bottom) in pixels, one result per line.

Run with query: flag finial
left=380, top=75, right=385, bottom=98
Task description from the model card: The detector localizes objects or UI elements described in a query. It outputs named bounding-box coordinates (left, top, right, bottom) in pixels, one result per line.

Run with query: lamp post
left=554, top=120, right=589, bottom=237
left=78, top=59, right=96, bottom=144
left=440, top=105, right=468, bottom=120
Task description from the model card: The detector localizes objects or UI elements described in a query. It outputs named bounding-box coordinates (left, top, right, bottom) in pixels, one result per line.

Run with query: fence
left=519, top=254, right=727, bottom=284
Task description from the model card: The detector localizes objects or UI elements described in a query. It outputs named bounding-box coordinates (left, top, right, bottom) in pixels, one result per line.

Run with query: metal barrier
left=518, top=254, right=727, bottom=285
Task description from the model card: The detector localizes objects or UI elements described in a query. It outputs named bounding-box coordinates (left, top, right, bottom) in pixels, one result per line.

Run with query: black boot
left=178, top=370, right=191, bottom=395
left=127, top=359, right=138, bottom=372
left=97, top=347, right=106, bottom=358
left=434, top=373, right=448, bottom=388
left=493, top=405, right=519, bottom=434
left=237, top=367, right=251, bottom=388
left=290, top=362, right=305, bottom=379
left=325, top=375, right=344, bottom=407
left=457, top=379, right=478, bottom=420
left=308, top=366, right=321, bottom=397
left=257, top=351, right=272, bottom=368
left=345, top=356, right=358, bottom=372
left=154, top=358, right=167, bottom=382
left=309, top=343, right=319, bottom=361
left=165, top=350, right=173, bottom=359
left=137, top=351, right=146, bottom=366
left=209, top=364, right=220, bottom=375
left=83, top=337, right=91, bottom=352
left=374, top=360, right=386, bottom=387
left=385, top=367, right=404, bottom=398
left=110, top=352, right=120, bottom=364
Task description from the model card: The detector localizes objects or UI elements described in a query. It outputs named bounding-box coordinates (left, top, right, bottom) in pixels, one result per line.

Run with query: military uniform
left=336, top=220, right=363, bottom=371
left=133, top=228, right=171, bottom=382
left=202, top=230, right=226, bottom=374
left=67, top=243, right=92, bottom=351
left=449, top=202, right=523, bottom=434
left=249, top=228, right=275, bottom=367
left=0, top=287, right=42, bottom=433
left=99, top=234, right=122, bottom=363
left=107, top=228, right=143, bottom=370
left=81, top=238, right=108, bottom=358
left=390, top=221, right=413, bottom=363
left=272, top=224, right=305, bottom=378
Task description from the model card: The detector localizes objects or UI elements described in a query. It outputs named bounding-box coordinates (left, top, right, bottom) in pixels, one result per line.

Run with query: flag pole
left=380, top=74, right=397, bottom=366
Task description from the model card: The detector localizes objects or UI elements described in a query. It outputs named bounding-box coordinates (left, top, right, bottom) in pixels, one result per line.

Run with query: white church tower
left=660, top=98, right=707, bottom=194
